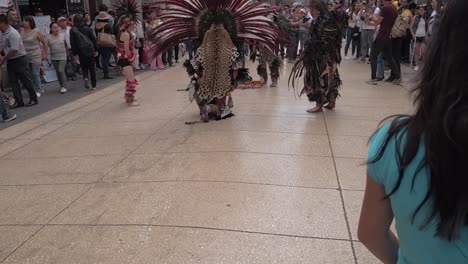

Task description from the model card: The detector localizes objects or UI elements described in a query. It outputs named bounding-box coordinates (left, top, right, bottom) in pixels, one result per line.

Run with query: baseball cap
left=57, top=17, right=66, bottom=22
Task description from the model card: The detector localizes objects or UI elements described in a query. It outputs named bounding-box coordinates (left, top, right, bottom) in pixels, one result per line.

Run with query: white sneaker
left=414, top=66, right=419, bottom=71
left=345, top=56, right=350, bottom=60
left=60, top=87, right=68, bottom=94
left=36, top=92, right=41, bottom=98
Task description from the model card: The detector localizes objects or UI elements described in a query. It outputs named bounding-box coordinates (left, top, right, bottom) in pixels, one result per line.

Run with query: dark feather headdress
left=114, top=0, right=140, bottom=31
left=147, top=0, right=279, bottom=56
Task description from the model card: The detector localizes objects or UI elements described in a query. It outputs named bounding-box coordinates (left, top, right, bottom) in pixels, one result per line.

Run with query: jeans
left=30, top=62, right=42, bottom=93
left=370, top=38, right=400, bottom=80
left=162, top=47, right=174, bottom=66
left=79, top=55, right=97, bottom=87
left=344, top=27, right=356, bottom=56
left=287, top=30, right=300, bottom=60
left=299, top=31, right=308, bottom=53
left=361, top=29, right=375, bottom=59
left=52, top=60, right=67, bottom=88
left=7, top=56, right=37, bottom=104
left=376, top=53, right=384, bottom=79
left=0, top=91, right=9, bottom=119
left=99, top=47, right=112, bottom=77
left=174, top=44, right=179, bottom=62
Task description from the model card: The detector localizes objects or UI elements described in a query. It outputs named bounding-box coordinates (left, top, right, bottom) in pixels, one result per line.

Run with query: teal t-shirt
left=368, top=122, right=468, bottom=264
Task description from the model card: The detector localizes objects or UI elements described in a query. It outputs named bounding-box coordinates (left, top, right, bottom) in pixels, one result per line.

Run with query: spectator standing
left=427, top=0, right=438, bottom=40
left=399, top=0, right=414, bottom=63
left=147, top=17, right=164, bottom=71
left=6, top=9, right=20, bottom=32
left=298, top=9, right=312, bottom=55
left=21, top=16, right=48, bottom=98
left=367, top=0, right=399, bottom=84
left=95, top=11, right=114, bottom=79
left=57, top=16, right=76, bottom=77
left=84, top=13, right=93, bottom=27
left=359, top=1, right=468, bottom=262
left=359, top=0, right=380, bottom=62
left=47, top=23, right=68, bottom=93
left=287, top=4, right=302, bottom=63
left=355, top=2, right=364, bottom=60
left=410, top=5, right=428, bottom=71
left=0, top=14, right=38, bottom=108
left=344, top=2, right=359, bottom=59
left=70, top=14, right=98, bottom=90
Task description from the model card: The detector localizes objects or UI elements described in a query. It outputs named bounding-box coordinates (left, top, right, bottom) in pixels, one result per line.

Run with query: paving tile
left=3, top=226, right=354, bottom=264
left=0, top=185, right=90, bottom=224
left=335, top=158, right=367, bottom=191
left=0, top=138, right=6, bottom=144
left=15, top=123, right=65, bottom=140
left=326, top=118, right=380, bottom=137
left=52, top=182, right=348, bottom=239
left=43, top=120, right=168, bottom=139
left=6, top=135, right=148, bottom=159
left=0, top=156, right=124, bottom=185
left=75, top=107, right=182, bottom=123
left=49, top=111, right=88, bottom=124
left=0, top=226, right=41, bottom=261
left=0, top=139, right=34, bottom=158
left=355, top=242, right=382, bottom=264
left=324, top=105, right=407, bottom=121
left=135, top=130, right=332, bottom=156
left=330, top=135, right=369, bottom=158
left=164, top=115, right=326, bottom=134
left=343, top=190, right=365, bottom=240
left=103, top=153, right=338, bottom=188
left=0, top=122, right=39, bottom=139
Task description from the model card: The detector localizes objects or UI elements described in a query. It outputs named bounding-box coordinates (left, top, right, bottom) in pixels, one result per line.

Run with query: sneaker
left=2, top=113, right=17, bottom=122
left=392, top=78, right=403, bottom=85
left=414, top=66, right=419, bottom=71
left=60, top=87, right=68, bottom=94
left=366, top=79, right=379, bottom=85
left=91, top=86, right=97, bottom=90
left=36, top=92, right=41, bottom=98
left=344, top=55, right=350, bottom=60
left=385, top=76, right=395, bottom=82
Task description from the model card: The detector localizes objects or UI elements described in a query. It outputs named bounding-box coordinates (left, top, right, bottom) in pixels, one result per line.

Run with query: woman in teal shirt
left=358, top=0, right=468, bottom=263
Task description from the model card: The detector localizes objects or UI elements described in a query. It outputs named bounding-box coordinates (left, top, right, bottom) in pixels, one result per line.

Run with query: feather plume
left=148, top=0, right=279, bottom=57
left=114, top=0, right=140, bottom=23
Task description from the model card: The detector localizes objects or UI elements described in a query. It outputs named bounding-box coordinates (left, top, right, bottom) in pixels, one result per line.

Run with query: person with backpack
left=70, top=14, right=98, bottom=90
left=389, top=5, right=411, bottom=76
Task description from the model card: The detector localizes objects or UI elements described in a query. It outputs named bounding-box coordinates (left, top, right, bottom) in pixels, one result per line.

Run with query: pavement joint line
left=322, top=111, right=359, bottom=264
left=0, top=70, right=157, bottom=149
left=0, top=150, right=334, bottom=160
left=0, top=71, right=167, bottom=263
left=42, top=223, right=354, bottom=243
left=0, top=180, right=340, bottom=191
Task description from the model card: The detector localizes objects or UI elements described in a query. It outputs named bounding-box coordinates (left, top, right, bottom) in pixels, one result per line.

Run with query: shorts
left=415, top=36, right=425, bottom=43
left=118, top=59, right=131, bottom=68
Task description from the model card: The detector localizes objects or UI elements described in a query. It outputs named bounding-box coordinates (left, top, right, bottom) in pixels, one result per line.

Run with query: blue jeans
left=30, top=62, right=42, bottom=93
left=377, top=53, right=384, bottom=79
left=99, top=47, right=112, bottom=77
left=0, top=92, right=9, bottom=119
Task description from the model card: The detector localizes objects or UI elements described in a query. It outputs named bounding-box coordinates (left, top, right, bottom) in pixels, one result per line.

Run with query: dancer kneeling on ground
left=289, top=0, right=343, bottom=113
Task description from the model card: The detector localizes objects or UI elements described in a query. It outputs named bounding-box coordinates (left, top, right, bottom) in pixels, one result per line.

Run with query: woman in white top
left=21, top=16, right=48, bottom=97
left=47, top=23, right=68, bottom=94
left=410, top=5, right=428, bottom=71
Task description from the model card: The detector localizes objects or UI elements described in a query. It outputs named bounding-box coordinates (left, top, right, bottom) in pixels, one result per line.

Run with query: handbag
left=97, top=27, right=116, bottom=48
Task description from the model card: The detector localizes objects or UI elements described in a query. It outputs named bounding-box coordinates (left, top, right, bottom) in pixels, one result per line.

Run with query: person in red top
left=368, top=0, right=400, bottom=85
left=117, top=17, right=139, bottom=107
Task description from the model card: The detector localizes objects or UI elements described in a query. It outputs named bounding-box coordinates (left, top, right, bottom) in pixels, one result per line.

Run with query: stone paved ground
left=0, top=59, right=414, bottom=263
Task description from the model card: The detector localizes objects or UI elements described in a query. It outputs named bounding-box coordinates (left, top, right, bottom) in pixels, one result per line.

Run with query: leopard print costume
left=194, top=24, right=240, bottom=104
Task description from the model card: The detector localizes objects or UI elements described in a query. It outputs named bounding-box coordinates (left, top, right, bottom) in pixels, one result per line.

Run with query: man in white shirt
left=359, top=0, right=380, bottom=61
left=0, top=14, right=38, bottom=108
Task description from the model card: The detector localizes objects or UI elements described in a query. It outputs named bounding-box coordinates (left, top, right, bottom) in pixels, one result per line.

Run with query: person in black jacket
left=70, top=14, right=98, bottom=90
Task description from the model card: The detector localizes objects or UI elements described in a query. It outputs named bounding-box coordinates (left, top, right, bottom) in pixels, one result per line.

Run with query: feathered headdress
left=114, top=0, right=140, bottom=31
left=148, top=0, right=279, bottom=56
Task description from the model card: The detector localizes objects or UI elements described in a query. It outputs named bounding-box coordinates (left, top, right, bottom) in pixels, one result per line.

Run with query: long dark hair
left=369, top=0, right=468, bottom=241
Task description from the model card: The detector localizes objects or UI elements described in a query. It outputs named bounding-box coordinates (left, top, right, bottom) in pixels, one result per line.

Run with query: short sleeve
left=9, top=31, right=21, bottom=51
left=367, top=122, right=393, bottom=185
